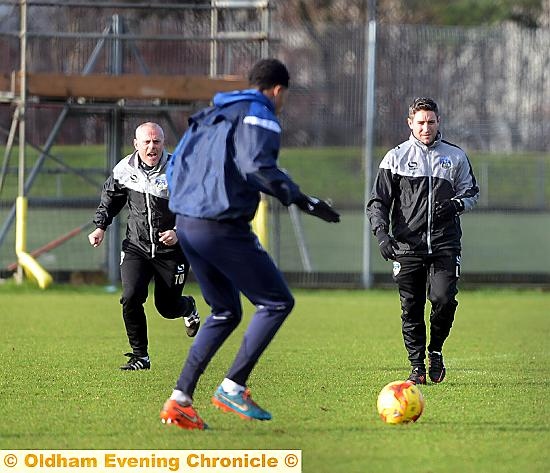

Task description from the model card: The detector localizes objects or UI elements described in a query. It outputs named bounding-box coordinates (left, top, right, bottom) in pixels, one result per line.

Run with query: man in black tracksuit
left=366, top=98, right=479, bottom=385
left=88, top=122, right=200, bottom=370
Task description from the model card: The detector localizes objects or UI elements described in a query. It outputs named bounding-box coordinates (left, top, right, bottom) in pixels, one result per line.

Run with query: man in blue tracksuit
left=160, top=58, right=340, bottom=430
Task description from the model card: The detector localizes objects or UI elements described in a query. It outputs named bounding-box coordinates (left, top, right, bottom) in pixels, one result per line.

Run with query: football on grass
left=377, top=380, right=425, bottom=424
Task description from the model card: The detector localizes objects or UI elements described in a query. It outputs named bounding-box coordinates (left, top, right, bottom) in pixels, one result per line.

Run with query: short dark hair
left=248, top=58, right=290, bottom=90
left=408, top=97, right=439, bottom=118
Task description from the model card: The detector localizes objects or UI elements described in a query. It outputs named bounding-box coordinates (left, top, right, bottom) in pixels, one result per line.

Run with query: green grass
left=0, top=284, right=548, bottom=472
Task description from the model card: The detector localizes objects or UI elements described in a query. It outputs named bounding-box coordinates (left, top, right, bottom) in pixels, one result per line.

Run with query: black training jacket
left=366, top=132, right=479, bottom=255
left=93, top=150, right=177, bottom=258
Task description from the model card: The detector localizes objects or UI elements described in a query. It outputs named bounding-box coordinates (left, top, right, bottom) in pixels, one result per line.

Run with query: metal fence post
left=362, top=12, right=377, bottom=289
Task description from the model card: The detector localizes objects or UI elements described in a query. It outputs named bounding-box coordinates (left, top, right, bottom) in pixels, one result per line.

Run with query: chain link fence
left=0, top=1, right=548, bottom=285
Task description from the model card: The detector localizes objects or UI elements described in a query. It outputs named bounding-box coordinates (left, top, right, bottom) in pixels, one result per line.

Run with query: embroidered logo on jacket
left=392, top=261, right=401, bottom=276
left=154, top=176, right=168, bottom=192
left=440, top=157, right=452, bottom=169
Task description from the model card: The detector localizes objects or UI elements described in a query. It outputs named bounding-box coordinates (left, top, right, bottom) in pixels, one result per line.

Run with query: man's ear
left=273, top=84, right=285, bottom=97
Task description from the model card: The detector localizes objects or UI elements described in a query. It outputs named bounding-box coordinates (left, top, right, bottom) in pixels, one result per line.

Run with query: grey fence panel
left=0, top=4, right=548, bottom=285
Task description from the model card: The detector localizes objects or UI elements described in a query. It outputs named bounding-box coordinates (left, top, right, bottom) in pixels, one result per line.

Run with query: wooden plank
left=0, top=73, right=11, bottom=91
left=6, top=73, right=248, bottom=101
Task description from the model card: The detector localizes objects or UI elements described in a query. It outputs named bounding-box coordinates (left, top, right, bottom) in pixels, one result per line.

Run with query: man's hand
left=159, top=229, right=178, bottom=246
left=295, top=194, right=340, bottom=223
left=376, top=229, right=398, bottom=261
left=434, top=199, right=464, bottom=221
left=88, top=228, right=105, bottom=248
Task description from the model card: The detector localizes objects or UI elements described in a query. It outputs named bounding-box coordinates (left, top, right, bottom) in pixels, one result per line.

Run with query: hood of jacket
left=212, top=89, right=276, bottom=113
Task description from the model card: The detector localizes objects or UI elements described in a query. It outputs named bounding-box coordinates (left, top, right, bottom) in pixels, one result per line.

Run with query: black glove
left=375, top=229, right=398, bottom=261
left=295, top=194, right=340, bottom=223
left=434, top=199, right=464, bottom=221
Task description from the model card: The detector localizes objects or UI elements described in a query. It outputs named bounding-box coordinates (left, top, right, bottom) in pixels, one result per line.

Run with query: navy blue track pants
left=174, top=215, right=294, bottom=397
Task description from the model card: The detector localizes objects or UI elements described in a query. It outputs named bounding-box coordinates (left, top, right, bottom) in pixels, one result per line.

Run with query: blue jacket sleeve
left=233, top=116, right=302, bottom=206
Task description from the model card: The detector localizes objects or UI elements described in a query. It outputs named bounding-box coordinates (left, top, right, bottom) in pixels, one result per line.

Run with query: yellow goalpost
left=251, top=195, right=269, bottom=250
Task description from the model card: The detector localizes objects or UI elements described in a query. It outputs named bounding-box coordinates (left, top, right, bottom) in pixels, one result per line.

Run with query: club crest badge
left=154, top=176, right=168, bottom=192
left=392, top=261, right=401, bottom=276
left=440, top=157, right=452, bottom=169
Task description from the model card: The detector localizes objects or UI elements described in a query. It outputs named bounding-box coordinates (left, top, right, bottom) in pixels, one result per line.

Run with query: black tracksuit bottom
left=392, top=252, right=460, bottom=368
left=119, top=242, right=193, bottom=357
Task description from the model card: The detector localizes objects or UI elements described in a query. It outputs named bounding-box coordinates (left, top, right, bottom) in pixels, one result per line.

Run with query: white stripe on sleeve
left=243, top=115, right=281, bottom=134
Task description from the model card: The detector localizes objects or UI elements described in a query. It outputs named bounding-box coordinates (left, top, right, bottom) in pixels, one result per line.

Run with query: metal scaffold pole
left=16, top=0, right=27, bottom=283
left=106, top=14, right=124, bottom=286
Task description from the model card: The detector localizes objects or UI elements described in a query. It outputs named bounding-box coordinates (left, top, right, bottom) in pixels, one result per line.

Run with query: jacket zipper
left=144, top=178, right=155, bottom=258
left=426, top=150, right=433, bottom=255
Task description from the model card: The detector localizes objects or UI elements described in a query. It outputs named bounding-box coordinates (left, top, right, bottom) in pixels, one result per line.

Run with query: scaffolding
left=0, top=0, right=271, bottom=285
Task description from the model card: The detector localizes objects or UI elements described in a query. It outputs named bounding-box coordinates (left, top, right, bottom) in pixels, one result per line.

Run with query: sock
left=170, top=390, right=193, bottom=406
left=221, top=378, right=245, bottom=396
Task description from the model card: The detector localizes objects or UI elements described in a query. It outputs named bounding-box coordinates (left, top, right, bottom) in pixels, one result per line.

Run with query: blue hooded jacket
left=168, top=89, right=302, bottom=221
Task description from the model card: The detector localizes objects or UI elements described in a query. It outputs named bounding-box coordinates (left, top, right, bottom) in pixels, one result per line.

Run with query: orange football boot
left=160, top=400, right=208, bottom=430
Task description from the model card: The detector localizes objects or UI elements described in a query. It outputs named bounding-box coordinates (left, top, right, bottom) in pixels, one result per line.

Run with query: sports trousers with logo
left=173, top=215, right=294, bottom=397
left=120, top=243, right=191, bottom=357
left=392, top=253, right=460, bottom=367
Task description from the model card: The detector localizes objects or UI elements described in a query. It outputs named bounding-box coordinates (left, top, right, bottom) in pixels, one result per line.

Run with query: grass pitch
left=0, top=284, right=548, bottom=473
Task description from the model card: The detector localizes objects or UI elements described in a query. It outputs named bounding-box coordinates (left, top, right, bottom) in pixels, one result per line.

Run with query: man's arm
left=92, top=175, right=128, bottom=232
left=236, top=119, right=339, bottom=222
left=366, top=156, right=399, bottom=260
left=234, top=117, right=301, bottom=204
left=435, top=153, right=480, bottom=221
left=453, top=154, right=479, bottom=213
left=366, top=165, right=394, bottom=235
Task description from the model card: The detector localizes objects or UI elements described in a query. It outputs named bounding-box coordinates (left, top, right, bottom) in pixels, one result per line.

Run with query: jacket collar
left=128, top=149, right=169, bottom=172
left=409, top=131, right=442, bottom=151
left=212, top=89, right=275, bottom=113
